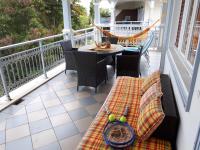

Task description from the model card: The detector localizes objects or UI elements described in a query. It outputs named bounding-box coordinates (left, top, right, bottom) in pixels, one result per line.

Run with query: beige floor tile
left=12, top=107, right=26, bottom=116
left=93, top=93, right=107, bottom=103
left=64, top=82, right=77, bottom=88
left=59, top=134, right=81, bottom=150
left=32, top=129, right=57, bottom=149
left=74, top=116, right=93, bottom=133
left=50, top=113, right=72, bottom=127
left=43, top=99, right=61, bottom=108
left=27, top=110, right=48, bottom=122
left=56, top=89, right=71, bottom=97
left=28, top=96, right=42, bottom=105
left=0, top=121, right=6, bottom=131
left=6, top=124, right=30, bottom=142
left=64, top=101, right=81, bottom=111
left=85, top=103, right=101, bottom=115
left=74, top=92, right=90, bottom=99
left=0, top=144, right=5, bottom=150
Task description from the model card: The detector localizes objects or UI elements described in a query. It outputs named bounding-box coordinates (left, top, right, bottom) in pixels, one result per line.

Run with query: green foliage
left=100, top=8, right=111, bottom=18
left=71, top=1, right=90, bottom=30
left=0, top=0, right=91, bottom=47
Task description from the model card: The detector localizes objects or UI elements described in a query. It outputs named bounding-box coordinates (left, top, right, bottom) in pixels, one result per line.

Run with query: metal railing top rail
left=0, top=33, right=66, bottom=51
left=73, top=27, right=94, bottom=33
left=115, top=21, right=149, bottom=24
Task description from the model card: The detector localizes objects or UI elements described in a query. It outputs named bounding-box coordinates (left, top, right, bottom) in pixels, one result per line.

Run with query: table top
left=78, top=44, right=124, bottom=55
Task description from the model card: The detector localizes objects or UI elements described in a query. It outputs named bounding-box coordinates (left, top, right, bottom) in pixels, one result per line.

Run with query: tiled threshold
left=0, top=63, right=65, bottom=111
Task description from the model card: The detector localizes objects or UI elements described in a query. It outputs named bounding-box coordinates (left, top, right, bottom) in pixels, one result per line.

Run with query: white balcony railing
left=0, top=23, right=160, bottom=100
left=0, top=28, right=95, bottom=100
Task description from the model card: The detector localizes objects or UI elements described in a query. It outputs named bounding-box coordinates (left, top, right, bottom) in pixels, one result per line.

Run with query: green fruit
left=108, top=114, right=116, bottom=122
left=120, top=116, right=127, bottom=123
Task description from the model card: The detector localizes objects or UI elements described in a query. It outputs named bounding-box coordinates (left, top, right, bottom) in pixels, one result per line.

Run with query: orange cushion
left=141, top=71, right=160, bottom=95
left=137, top=98, right=165, bottom=141
left=140, top=81, right=163, bottom=110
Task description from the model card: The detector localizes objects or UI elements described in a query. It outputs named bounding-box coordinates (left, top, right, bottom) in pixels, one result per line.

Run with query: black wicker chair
left=74, top=51, right=107, bottom=93
left=116, top=47, right=142, bottom=77
left=60, top=40, right=77, bottom=74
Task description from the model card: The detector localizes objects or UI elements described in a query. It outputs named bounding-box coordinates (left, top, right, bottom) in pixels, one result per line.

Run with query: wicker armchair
left=60, top=40, right=77, bottom=74
left=74, top=51, right=107, bottom=93
left=116, top=48, right=142, bottom=77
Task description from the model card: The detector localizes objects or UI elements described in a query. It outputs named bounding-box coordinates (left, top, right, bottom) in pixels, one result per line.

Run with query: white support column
left=110, top=4, right=115, bottom=33
left=94, top=1, right=101, bottom=42
left=62, top=0, right=72, bottom=40
left=94, top=1, right=100, bottom=25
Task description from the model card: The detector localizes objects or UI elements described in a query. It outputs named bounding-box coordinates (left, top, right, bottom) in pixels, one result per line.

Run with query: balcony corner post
left=0, top=65, right=11, bottom=101
left=39, top=41, right=48, bottom=79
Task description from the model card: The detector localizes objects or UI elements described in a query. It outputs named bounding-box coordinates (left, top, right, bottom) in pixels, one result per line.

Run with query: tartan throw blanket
left=77, top=76, right=171, bottom=150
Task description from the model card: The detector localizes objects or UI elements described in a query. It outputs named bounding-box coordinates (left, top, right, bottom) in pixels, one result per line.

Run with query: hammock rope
left=95, top=19, right=160, bottom=42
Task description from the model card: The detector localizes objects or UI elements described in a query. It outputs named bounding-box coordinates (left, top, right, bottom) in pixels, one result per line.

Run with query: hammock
left=95, top=19, right=160, bottom=44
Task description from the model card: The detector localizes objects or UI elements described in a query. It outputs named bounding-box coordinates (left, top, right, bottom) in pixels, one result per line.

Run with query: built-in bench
left=77, top=74, right=179, bottom=150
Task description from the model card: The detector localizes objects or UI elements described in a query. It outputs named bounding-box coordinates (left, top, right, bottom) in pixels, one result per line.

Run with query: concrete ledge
left=0, top=63, right=65, bottom=111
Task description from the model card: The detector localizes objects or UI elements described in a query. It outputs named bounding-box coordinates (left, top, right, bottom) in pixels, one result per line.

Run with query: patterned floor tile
left=93, top=93, right=107, bottom=103
left=36, top=142, right=61, bottom=150
left=31, top=129, right=57, bottom=149
left=74, top=116, right=93, bottom=133
left=85, top=103, right=102, bottom=116
left=0, top=131, right=5, bottom=144
left=64, top=101, right=82, bottom=111
left=68, top=108, right=90, bottom=121
left=27, top=110, right=48, bottom=122
left=74, top=92, right=91, bottom=99
left=40, top=93, right=57, bottom=101
left=6, top=124, right=30, bottom=142
left=59, top=134, right=81, bottom=150
left=26, top=102, right=44, bottom=113
left=6, top=114, right=28, bottom=129
left=6, top=136, right=32, bottom=150
left=0, top=121, right=6, bottom=131
left=29, top=118, right=52, bottom=134
left=50, top=113, right=72, bottom=127
left=59, top=95, right=76, bottom=104
left=43, top=99, right=61, bottom=108
left=0, top=144, right=5, bottom=150
left=46, top=105, right=66, bottom=117
left=78, top=96, right=97, bottom=106
left=55, top=89, right=71, bottom=97
left=54, top=122, right=79, bottom=140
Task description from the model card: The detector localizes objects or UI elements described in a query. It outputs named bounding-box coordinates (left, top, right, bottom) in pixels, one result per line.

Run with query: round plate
left=103, top=120, right=135, bottom=148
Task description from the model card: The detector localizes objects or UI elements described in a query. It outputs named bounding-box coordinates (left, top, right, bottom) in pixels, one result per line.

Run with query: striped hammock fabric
left=95, top=19, right=160, bottom=45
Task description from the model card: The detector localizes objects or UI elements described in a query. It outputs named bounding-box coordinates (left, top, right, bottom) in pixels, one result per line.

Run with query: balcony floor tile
left=0, top=51, right=161, bottom=149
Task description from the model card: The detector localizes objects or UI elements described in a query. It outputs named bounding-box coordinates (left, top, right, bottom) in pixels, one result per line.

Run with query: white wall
left=144, top=0, right=162, bottom=23
left=164, top=53, right=200, bottom=150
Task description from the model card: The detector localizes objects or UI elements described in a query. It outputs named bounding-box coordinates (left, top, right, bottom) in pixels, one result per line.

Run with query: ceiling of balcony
left=115, top=0, right=144, bottom=10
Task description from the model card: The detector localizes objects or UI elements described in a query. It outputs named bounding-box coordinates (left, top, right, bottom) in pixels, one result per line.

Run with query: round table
left=78, top=44, right=124, bottom=56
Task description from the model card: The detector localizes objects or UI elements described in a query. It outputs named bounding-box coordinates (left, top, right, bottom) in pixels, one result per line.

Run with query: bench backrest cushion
left=140, top=81, right=163, bottom=110
left=141, top=71, right=160, bottom=95
left=137, top=97, right=165, bottom=141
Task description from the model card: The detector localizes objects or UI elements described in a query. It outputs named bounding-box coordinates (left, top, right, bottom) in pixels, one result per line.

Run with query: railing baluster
left=19, top=60, right=25, bottom=79
left=15, top=62, right=20, bottom=81
left=5, top=65, right=11, bottom=85
left=39, top=41, right=47, bottom=78
left=11, top=63, right=16, bottom=83
left=0, top=66, right=11, bottom=100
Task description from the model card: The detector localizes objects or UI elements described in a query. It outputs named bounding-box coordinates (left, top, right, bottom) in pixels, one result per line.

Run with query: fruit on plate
left=108, top=114, right=116, bottom=122
left=120, top=116, right=127, bottom=123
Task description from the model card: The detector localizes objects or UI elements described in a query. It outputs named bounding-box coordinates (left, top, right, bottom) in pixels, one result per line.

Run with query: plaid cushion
left=140, top=81, right=163, bottom=110
left=137, top=98, right=165, bottom=141
left=77, top=76, right=171, bottom=150
left=141, top=71, right=160, bottom=95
